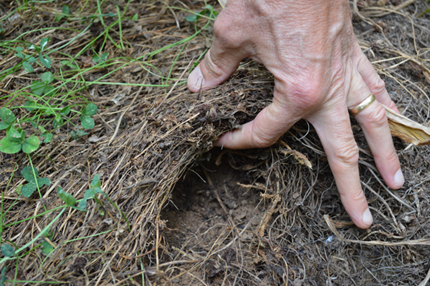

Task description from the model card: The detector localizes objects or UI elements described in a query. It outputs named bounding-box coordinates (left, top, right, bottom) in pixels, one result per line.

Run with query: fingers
left=214, top=98, right=296, bottom=149
left=355, top=103, right=404, bottom=188
left=187, top=41, right=245, bottom=92
left=348, top=69, right=404, bottom=190
left=353, top=43, right=400, bottom=113
left=309, top=66, right=403, bottom=229
left=310, top=106, right=372, bottom=229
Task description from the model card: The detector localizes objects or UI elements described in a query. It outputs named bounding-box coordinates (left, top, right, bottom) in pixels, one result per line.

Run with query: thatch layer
left=1, top=0, right=430, bottom=285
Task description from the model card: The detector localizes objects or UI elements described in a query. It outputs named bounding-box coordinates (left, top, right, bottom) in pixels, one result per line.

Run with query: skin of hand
left=187, top=0, right=404, bottom=229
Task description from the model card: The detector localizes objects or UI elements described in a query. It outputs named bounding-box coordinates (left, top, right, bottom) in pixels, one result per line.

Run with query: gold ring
left=349, top=94, right=376, bottom=115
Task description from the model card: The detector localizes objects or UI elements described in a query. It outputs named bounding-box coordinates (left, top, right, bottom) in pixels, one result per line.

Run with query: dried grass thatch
left=1, top=0, right=430, bottom=285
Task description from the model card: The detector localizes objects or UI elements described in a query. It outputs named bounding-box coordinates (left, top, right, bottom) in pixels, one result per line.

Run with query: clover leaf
left=60, top=106, right=71, bottom=116
left=6, top=126, right=25, bottom=142
left=41, top=241, right=54, bottom=255
left=91, top=174, right=101, bottom=188
left=1, top=244, right=14, bottom=257
left=39, top=54, right=52, bottom=68
left=41, top=133, right=53, bottom=143
left=80, top=103, right=98, bottom=129
left=70, top=130, right=88, bottom=140
left=23, top=61, right=34, bottom=72
left=0, top=126, right=25, bottom=154
left=80, top=115, right=94, bottom=129
left=57, top=187, right=76, bottom=206
left=15, top=47, right=38, bottom=73
left=14, top=47, right=24, bottom=58
left=24, top=100, right=38, bottom=112
left=0, top=267, right=6, bottom=286
left=40, top=71, right=54, bottom=84
left=22, top=136, right=40, bottom=153
left=30, top=72, right=55, bottom=96
left=0, top=108, right=15, bottom=130
left=40, top=37, right=50, bottom=52
left=55, top=5, right=70, bottom=22
left=0, top=137, right=22, bottom=154
left=0, top=126, right=40, bottom=154
left=21, top=166, right=51, bottom=198
left=76, top=174, right=105, bottom=211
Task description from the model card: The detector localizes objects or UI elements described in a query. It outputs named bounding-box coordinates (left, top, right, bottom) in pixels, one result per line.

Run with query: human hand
left=187, top=0, right=404, bottom=229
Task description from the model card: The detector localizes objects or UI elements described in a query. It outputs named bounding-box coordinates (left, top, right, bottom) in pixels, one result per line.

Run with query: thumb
left=187, top=42, right=245, bottom=92
left=214, top=99, right=297, bottom=149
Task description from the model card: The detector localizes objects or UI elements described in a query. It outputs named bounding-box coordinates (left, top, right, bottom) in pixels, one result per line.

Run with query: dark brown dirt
left=162, top=150, right=265, bottom=285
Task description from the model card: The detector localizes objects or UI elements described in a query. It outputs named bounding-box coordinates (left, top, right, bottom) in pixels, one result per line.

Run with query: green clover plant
left=1, top=244, right=14, bottom=257
left=70, top=130, right=88, bottom=140
left=0, top=108, right=15, bottom=130
left=40, top=229, right=54, bottom=255
left=29, top=71, right=55, bottom=97
left=92, top=52, right=109, bottom=66
left=80, top=103, right=98, bottom=129
left=0, top=267, right=6, bottom=286
left=14, top=47, right=37, bottom=73
left=55, top=5, right=70, bottom=22
left=77, top=174, right=105, bottom=211
left=0, top=123, right=40, bottom=154
left=15, top=37, right=53, bottom=73
left=56, top=175, right=106, bottom=212
left=29, top=37, right=52, bottom=68
left=20, top=166, right=51, bottom=198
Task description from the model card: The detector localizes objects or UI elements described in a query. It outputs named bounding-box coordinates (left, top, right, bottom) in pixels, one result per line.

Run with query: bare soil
left=162, top=150, right=265, bottom=285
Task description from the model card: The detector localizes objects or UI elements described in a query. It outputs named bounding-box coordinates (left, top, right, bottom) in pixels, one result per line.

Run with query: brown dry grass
left=0, top=0, right=430, bottom=285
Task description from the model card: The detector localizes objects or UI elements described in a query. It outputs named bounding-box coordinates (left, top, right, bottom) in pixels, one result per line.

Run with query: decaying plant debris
left=1, top=0, right=430, bottom=285
left=384, top=104, right=430, bottom=145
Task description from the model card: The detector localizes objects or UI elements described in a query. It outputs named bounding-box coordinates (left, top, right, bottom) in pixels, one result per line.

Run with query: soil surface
left=162, top=150, right=265, bottom=285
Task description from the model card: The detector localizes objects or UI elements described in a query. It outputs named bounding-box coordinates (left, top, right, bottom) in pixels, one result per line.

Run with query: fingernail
left=188, top=65, right=204, bottom=92
left=394, top=168, right=404, bottom=188
left=362, top=208, right=373, bottom=226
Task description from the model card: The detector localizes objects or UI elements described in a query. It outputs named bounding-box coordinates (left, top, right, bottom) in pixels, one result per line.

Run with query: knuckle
left=375, top=147, right=398, bottom=165
left=204, top=51, right=224, bottom=78
left=385, top=149, right=399, bottom=164
left=333, top=141, right=359, bottom=167
left=293, top=77, right=323, bottom=99
left=213, top=17, right=227, bottom=39
left=367, top=104, right=388, bottom=129
left=340, top=187, right=366, bottom=204
left=372, top=76, right=386, bottom=95
left=279, top=76, right=323, bottom=109
left=252, top=134, right=276, bottom=148
left=213, top=17, right=242, bottom=49
left=250, top=120, right=278, bottom=148
left=386, top=100, right=397, bottom=111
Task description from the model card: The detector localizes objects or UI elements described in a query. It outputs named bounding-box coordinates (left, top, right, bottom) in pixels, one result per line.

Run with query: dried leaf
left=383, top=104, right=430, bottom=145
left=218, top=0, right=227, bottom=8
